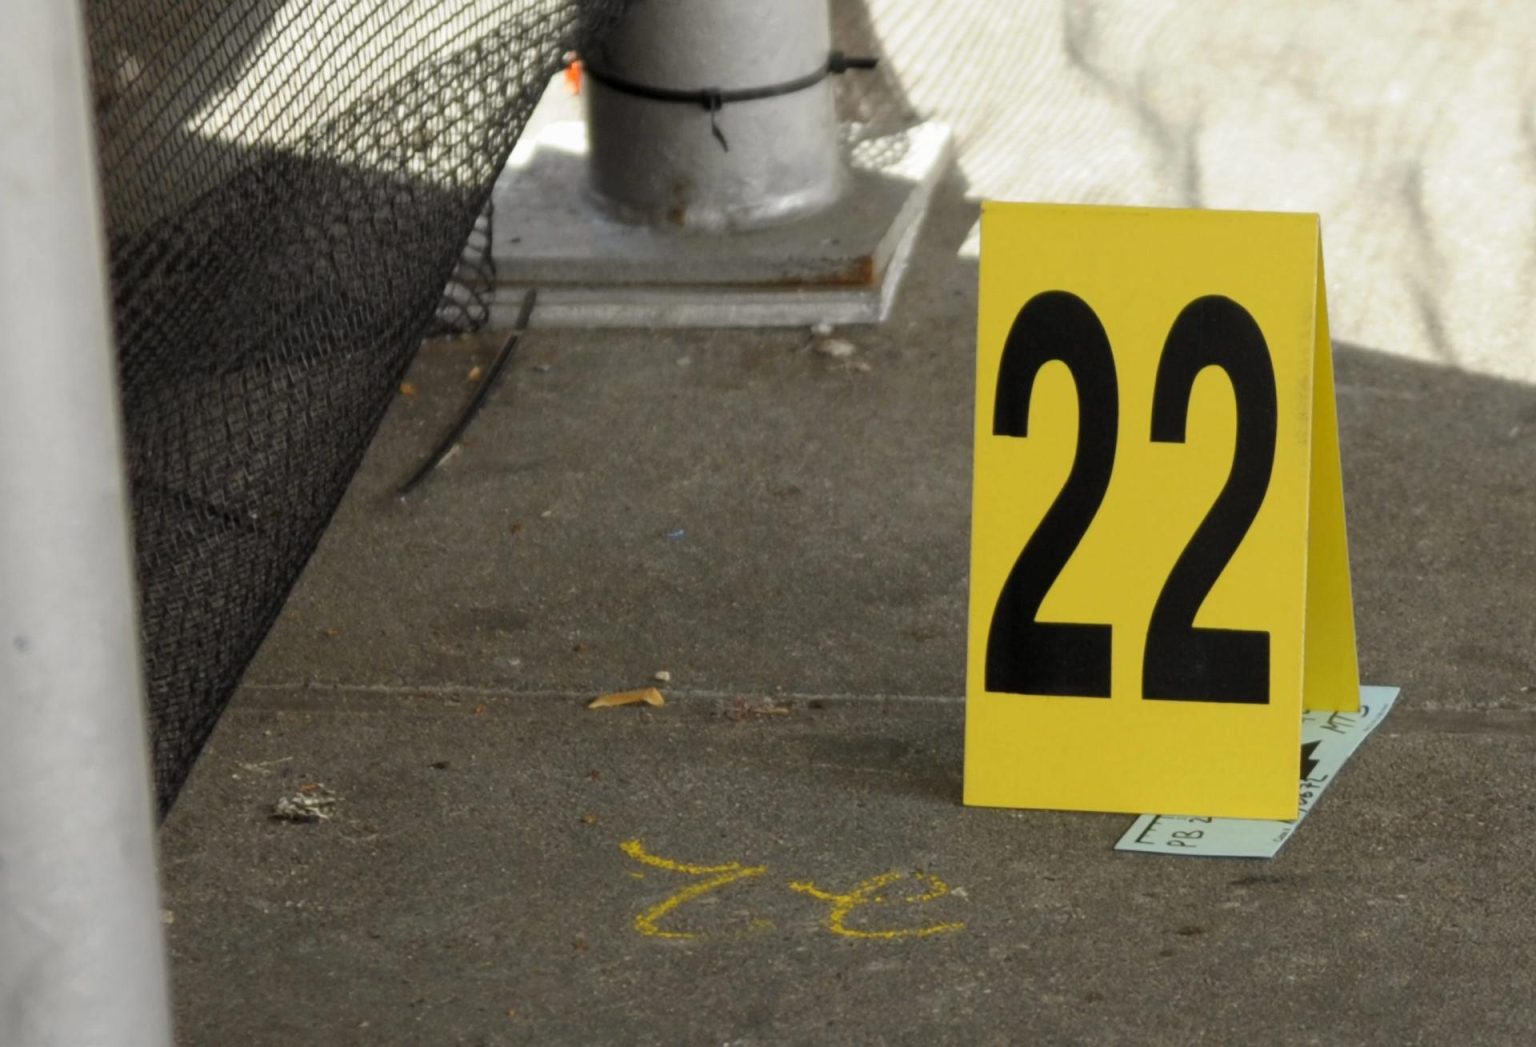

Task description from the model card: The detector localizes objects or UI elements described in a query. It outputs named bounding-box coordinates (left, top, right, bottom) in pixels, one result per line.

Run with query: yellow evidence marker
left=964, top=203, right=1359, bottom=821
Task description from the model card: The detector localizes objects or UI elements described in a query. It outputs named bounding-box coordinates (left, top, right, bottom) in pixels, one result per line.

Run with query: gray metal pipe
left=585, top=0, right=845, bottom=231
left=0, top=2, right=173, bottom=1045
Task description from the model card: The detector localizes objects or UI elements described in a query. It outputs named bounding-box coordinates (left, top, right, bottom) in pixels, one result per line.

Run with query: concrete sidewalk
left=159, top=173, right=1536, bottom=1044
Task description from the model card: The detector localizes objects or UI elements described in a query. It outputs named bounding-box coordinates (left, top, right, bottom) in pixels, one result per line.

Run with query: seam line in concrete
left=240, top=681, right=965, bottom=705
left=235, top=683, right=1536, bottom=735
left=1387, top=709, right=1536, bottom=735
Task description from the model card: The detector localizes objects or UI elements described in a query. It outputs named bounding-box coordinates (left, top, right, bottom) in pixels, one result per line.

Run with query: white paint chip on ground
left=270, top=786, right=339, bottom=823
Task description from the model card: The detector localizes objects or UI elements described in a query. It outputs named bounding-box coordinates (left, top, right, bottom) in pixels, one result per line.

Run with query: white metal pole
left=0, top=1, right=174, bottom=1045
left=586, top=0, right=846, bottom=231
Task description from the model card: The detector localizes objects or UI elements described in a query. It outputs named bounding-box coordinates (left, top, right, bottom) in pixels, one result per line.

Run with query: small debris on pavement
left=235, top=755, right=294, bottom=774
left=814, top=337, right=857, bottom=359
left=588, top=687, right=666, bottom=709
left=653, top=670, right=672, bottom=683
left=665, top=528, right=686, bottom=540
left=399, top=381, right=417, bottom=396
left=467, top=365, right=484, bottom=382
left=581, top=813, right=599, bottom=826
left=811, top=322, right=834, bottom=337
left=728, top=698, right=793, bottom=721
left=270, top=784, right=338, bottom=823
left=430, top=760, right=451, bottom=770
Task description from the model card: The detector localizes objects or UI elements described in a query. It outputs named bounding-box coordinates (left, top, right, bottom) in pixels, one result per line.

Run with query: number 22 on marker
left=986, top=290, right=1276, bottom=704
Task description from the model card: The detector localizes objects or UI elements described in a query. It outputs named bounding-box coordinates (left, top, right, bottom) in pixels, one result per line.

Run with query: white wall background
left=867, top=0, right=1536, bottom=383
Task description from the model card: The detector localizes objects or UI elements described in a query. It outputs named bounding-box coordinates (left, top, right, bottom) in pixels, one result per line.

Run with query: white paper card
left=1117, top=685, right=1399, bottom=858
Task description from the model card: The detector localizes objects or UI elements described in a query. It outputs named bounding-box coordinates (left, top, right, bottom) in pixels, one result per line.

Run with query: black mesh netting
left=85, top=0, right=631, bottom=816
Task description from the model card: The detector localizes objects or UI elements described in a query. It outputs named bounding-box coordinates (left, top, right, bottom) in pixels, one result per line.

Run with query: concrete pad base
left=487, top=121, right=953, bottom=328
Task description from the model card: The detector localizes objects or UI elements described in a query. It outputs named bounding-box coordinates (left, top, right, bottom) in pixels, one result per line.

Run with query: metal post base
left=487, top=117, right=952, bottom=329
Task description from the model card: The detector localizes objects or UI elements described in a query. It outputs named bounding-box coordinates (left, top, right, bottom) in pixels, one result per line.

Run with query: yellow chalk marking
left=788, top=871, right=966, bottom=940
left=620, top=839, right=770, bottom=940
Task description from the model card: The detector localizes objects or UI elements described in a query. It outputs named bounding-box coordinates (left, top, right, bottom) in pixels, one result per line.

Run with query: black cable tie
left=582, top=51, right=879, bottom=152
left=828, top=51, right=880, bottom=74
left=703, top=90, right=728, bottom=151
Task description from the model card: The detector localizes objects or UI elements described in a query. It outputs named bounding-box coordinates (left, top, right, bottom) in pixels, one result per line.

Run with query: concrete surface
left=159, top=169, right=1536, bottom=1044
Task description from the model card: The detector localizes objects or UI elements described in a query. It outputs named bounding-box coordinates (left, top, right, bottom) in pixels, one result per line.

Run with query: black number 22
left=985, top=292, right=1278, bottom=704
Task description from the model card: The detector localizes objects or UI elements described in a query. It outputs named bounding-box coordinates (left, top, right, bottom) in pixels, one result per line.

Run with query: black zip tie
left=583, top=51, right=879, bottom=151
left=828, top=52, right=880, bottom=74
left=705, top=90, right=727, bottom=151
left=397, top=288, right=537, bottom=498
